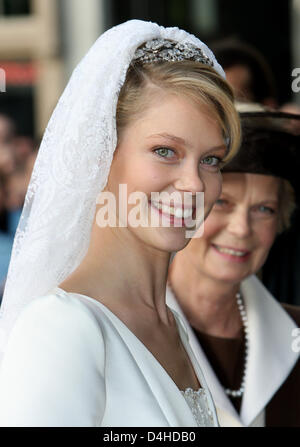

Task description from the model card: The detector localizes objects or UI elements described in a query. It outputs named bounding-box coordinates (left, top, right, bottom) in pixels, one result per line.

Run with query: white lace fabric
left=0, top=20, right=224, bottom=361
left=181, top=388, right=215, bottom=427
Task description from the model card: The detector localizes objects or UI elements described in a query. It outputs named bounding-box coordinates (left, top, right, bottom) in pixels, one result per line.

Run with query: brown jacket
left=194, top=303, right=300, bottom=427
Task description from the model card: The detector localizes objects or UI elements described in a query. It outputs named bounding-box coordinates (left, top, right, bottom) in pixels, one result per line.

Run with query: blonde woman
left=0, top=20, right=240, bottom=427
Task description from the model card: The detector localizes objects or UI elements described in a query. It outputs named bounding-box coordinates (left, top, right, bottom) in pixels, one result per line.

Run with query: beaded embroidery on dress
left=181, top=388, right=215, bottom=427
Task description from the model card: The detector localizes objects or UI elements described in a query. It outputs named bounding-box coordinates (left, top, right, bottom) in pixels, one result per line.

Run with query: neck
left=63, top=218, right=172, bottom=325
left=169, top=251, right=243, bottom=338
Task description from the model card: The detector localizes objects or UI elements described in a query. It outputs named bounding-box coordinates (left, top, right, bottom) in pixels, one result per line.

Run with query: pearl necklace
left=168, top=282, right=249, bottom=398
left=224, top=291, right=249, bottom=398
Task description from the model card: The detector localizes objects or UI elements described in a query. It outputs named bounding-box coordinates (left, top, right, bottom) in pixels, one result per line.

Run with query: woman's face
left=103, top=92, right=227, bottom=253
left=183, top=172, right=280, bottom=283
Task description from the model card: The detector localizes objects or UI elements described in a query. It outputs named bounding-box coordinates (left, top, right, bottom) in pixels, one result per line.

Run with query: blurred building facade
left=0, top=0, right=299, bottom=139
left=0, top=0, right=300, bottom=305
left=0, top=0, right=62, bottom=137
left=0, top=0, right=105, bottom=138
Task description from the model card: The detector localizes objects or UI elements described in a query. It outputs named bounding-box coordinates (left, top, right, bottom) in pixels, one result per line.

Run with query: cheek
left=137, top=164, right=167, bottom=189
left=202, top=212, right=225, bottom=242
left=204, top=173, right=222, bottom=208
left=126, top=171, right=168, bottom=204
left=186, top=238, right=207, bottom=261
left=254, top=221, right=278, bottom=259
left=107, top=154, right=144, bottom=192
left=185, top=216, right=221, bottom=261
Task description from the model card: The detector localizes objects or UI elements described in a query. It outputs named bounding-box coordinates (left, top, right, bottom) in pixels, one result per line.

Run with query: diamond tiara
left=133, top=38, right=214, bottom=67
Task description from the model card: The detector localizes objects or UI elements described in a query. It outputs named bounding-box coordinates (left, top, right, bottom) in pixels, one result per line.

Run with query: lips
left=151, top=200, right=195, bottom=218
left=212, top=243, right=251, bottom=261
left=149, top=200, right=196, bottom=226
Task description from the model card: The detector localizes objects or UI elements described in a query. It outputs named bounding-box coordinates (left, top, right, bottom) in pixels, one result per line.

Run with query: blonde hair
left=116, top=60, right=241, bottom=161
left=278, top=178, right=296, bottom=233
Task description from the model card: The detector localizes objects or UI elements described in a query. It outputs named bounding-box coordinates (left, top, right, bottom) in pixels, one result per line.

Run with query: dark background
left=108, top=0, right=292, bottom=105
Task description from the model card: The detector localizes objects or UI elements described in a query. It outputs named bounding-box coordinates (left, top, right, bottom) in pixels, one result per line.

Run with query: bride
left=0, top=20, right=240, bottom=427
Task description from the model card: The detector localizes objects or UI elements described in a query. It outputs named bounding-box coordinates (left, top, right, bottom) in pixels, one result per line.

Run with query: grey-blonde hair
left=278, top=178, right=296, bottom=233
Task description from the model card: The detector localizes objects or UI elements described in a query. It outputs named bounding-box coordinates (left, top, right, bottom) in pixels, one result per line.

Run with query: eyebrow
left=148, top=132, right=228, bottom=154
left=148, top=133, right=189, bottom=146
left=221, top=191, right=279, bottom=203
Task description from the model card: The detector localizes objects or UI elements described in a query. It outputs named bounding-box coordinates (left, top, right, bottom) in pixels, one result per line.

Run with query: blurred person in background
left=13, top=136, right=35, bottom=168
left=4, top=164, right=29, bottom=235
left=0, top=114, right=17, bottom=236
left=0, top=114, right=16, bottom=147
left=0, top=114, right=17, bottom=182
left=0, top=145, right=37, bottom=299
left=211, top=39, right=300, bottom=305
left=0, top=145, right=15, bottom=178
left=0, top=113, right=36, bottom=236
left=0, top=113, right=16, bottom=180
left=167, top=107, right=300, bottom=427
left=0, top=151, right=36, bottom=302
left=211, top=38, right=278, bottom=108
left=0, top=114, right=37, bottom=300
left=0, top=174, right=14, bottom=304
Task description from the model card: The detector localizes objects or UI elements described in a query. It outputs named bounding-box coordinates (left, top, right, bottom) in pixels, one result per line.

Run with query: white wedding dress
left=0, top=287, right=218, bottom=427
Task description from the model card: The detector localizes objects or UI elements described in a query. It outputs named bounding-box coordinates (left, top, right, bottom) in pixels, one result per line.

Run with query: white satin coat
left=0, top=287, right=218, bottom=427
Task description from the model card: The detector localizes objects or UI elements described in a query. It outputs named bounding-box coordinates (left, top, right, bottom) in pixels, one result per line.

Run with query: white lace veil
left=0, top=19, right=224, bottom=361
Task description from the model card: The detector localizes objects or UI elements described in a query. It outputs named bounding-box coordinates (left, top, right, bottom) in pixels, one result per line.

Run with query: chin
left=139, top=226, right=193, bottom=254
left=208, top=267, right=251, bottom=285
left=166, top=231, right=196, bottom=253
left=165, top=236, right=191, bottom=253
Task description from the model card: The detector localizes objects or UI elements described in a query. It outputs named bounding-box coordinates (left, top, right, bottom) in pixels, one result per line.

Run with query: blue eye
left=214, top=198, right=231, bottom=210
left=154, top=147, right=175, bottom=158
left=201, top=156, right=221, bottom=167
left=256, top=205, right=276, bottom=215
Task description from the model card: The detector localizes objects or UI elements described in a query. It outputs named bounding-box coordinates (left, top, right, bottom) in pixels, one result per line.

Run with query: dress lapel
left=240, top=275, right=299, bottom=426
left=75, top=293, right=199, bottom=427
left=167, top=277, right=300, bottom=427
left=171, top=310, right=219, bottom=426
left=166, top=287, right=242, bottom=426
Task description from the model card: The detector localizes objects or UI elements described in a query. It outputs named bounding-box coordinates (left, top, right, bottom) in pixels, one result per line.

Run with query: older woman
left=167, top=108, right=300, bottom=427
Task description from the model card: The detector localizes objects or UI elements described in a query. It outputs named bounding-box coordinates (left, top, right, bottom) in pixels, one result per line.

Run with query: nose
left=173, top=161, right=205, bottom=194
left=227, top=207, right=252, bottom=238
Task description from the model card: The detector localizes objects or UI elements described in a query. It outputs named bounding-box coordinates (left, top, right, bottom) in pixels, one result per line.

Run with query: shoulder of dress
left=0, top=290, right=106, bottom=426
left=5, top=290, right=106, bottom=361
left=21, top=290, right=103, bottom=327
left=281, top=303, right=300, bottom=327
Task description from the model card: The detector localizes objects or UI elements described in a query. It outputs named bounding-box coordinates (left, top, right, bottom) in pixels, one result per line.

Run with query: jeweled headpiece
left=133, top=38, right=214, bottom=67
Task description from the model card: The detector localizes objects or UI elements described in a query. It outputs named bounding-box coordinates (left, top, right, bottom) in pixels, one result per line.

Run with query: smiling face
left=103, top=92, right=227, bottom=253
left=183, top=172, right=280, bottom=283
